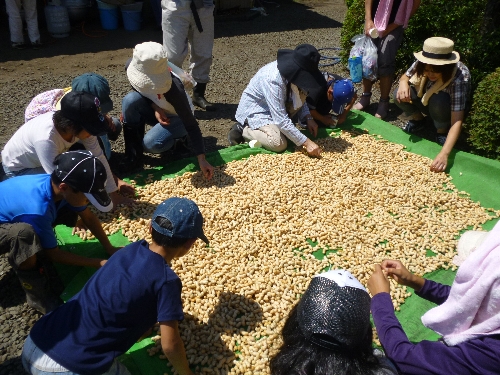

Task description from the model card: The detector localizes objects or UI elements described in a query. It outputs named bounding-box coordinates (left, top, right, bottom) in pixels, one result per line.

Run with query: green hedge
left=340, top=0, right=500, bottom=90
left=464, top=68, right=500, bottom=160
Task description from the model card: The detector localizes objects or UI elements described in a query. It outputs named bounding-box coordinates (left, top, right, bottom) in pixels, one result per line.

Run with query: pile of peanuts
left=90, top=133, right=498, bottom=374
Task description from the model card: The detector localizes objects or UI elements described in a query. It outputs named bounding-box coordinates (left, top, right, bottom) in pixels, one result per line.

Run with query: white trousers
left=161, top=0, right=214, bottom=83
left=5, top=0, right=40, bottom=43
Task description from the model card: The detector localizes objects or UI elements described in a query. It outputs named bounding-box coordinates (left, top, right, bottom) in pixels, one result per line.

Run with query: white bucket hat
left=452, top=230, right=489, bottom=266
left=127, top=42, right=172, bottom=95
left=414, top=37, right=460, bottom=65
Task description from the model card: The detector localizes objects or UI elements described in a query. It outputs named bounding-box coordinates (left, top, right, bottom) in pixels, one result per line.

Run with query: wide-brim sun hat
left=277, top=44, right=327, bottom=104
left=127, top=42, right=172, bottom=96
left=414, top=37, right=460, bottom=65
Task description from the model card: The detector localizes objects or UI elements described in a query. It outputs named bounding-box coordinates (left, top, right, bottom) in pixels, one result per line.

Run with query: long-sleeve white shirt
left=235, top=61, right=309, bottom=146
left=1, top=111, right=118, bottom=193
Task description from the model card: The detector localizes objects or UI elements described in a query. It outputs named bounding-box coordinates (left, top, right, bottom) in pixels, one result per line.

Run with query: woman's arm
left=430, top=111, right=463, bottom=173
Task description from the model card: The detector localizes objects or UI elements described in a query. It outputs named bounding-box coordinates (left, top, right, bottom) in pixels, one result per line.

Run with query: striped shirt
left=405, top=61, right=471, bottom=112
left=235, top=61, right=309, bottom=146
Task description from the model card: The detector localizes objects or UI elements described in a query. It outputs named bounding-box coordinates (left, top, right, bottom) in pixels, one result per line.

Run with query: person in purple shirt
left=368, top=227, right=500, bottom=375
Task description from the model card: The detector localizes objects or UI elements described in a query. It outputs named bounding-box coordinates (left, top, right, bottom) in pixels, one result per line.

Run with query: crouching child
left=21, top=197, right=208, bottom=375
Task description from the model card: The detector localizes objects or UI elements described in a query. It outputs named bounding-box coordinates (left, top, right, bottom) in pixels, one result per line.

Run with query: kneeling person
left=0, top=150, right=116, bottom=314
left=229, top=44, right=327, bottom=158
left=22, top=197, right=208, bottom=375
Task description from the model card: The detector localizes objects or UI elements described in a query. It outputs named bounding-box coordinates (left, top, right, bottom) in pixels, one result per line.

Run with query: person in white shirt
left=1, top=91, right=133, bottom=207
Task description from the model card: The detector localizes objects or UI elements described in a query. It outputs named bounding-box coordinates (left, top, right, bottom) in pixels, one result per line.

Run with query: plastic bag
left=348, top=34, right=378, bottom=81
left=362, top=36, right=378, bottom=81
left=168, top=61, right=197, bottom=90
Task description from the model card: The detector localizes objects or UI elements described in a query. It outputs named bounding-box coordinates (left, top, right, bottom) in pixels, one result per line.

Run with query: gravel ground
left=0, top=0, right=465, bottom=372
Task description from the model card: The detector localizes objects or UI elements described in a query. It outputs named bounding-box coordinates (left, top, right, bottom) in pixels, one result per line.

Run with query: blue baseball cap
left=71, top=73, right=113, bottom=114
left=331, top=79, right=355, bottom=115
left=151, top=197, right=209, bottom=244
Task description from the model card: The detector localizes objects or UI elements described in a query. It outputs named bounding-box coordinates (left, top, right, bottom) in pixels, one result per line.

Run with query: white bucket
left=44, top=5, right=70, bottom=38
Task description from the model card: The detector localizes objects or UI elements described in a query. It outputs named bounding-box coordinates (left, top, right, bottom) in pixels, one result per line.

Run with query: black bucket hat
left=277, top=44, right=327, bottom=104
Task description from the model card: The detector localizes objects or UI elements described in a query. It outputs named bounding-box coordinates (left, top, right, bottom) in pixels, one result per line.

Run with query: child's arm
left=309, top=109, right=336, bottom=128
left=45, top=246, right=105, bottom=268
left=337, top=93, right=357, bottom=125
left=160, top=320, right=193, bottom=375
left=78, top=207, right=119, bottom=256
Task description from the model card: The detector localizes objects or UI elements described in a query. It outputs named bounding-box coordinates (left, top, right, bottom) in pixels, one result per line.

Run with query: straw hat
left=414, top=37, right=460, bottom=65
left=127, top=42, right=172, bottom=96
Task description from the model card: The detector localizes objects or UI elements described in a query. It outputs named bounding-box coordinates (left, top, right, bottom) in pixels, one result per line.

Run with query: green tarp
left=53, top=111, right=500, bottom=374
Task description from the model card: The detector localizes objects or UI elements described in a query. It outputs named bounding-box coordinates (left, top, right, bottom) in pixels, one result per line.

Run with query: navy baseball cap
left=60, top=91, right=110, bottom=136
left=152, top=197, right=208, bottom=244
left=52, top=150, right=113, bottom=212
left=71, top=73, right=113, bottom=114
left=331, top=79, right=355, bottom=115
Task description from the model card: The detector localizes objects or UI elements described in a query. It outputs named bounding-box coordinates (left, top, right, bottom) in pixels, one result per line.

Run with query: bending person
left=270, top=269, right=397, bottom=375
left=121, top=42, right=214, bottom=180
left=307, top=72, right=356, bottom=128
left=0, top=151, right=117, bottom=314
left=21, top=197, right=208, bottom=375
left=394, top=37, right=470, bottom=173
left=229, top=44, right=326, bottom=158
left=368, top=221, right=500, bottom=374
left=1, top=91, right=133, bottom=207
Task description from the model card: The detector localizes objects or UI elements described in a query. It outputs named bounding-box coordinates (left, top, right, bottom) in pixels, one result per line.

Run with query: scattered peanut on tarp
left=88, top=134, right=498, bottom=374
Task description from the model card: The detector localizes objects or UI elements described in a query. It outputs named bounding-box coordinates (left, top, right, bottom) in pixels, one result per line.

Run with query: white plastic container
left=369, top=28, right=379, bottom=38
left=44, top=5, right=70, bottom=38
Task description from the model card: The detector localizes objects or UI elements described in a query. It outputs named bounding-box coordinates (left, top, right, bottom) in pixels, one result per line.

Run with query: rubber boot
left=15, top=267, right=63, bottom=314
left=192, top=83, right=216, bottom=111
left=119, top=123, right=144, bottom=170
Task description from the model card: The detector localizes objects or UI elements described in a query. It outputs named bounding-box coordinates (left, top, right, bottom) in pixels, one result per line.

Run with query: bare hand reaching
left=381, top=259, right=425, bottom=291
left=368, top=264, right=390, bottom=296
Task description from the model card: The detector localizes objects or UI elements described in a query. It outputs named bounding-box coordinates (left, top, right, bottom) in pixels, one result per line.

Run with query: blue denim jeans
left=121, top=91, right=188, bottom=154
left=22, top=335, right=131, bottom=375
left=393, top=86, right=451, bottom=130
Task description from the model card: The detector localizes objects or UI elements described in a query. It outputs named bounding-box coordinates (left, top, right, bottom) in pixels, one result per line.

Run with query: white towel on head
left=421, top=221, right=500, bottom=346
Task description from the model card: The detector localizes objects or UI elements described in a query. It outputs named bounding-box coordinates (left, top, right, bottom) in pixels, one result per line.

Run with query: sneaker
left=228, top=123, right=245, bottom=146
left=12, top=42, right=26, bottom=50
left=402, top=119, right=426, bottom=134
left=436, top=133, right=448, bottom=146
left=31, top=40, right=43, bottom=49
